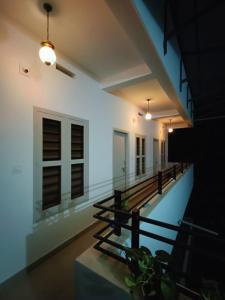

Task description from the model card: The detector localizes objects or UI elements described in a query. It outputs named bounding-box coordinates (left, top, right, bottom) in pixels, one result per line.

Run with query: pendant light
left=145, top=99, right=152, bottom=120
left=168, top=119, right=173, bottom=133
left=39, top=3, right=56, bottom=66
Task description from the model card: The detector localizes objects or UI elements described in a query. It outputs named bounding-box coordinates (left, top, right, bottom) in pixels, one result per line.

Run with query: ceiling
left=159, top=115, right=186, bottom=126
left=0, top=0, right=145, bottom=80
left=111, top=79, right=177, bottom=114
left=0, top=0, right=189, bottom=124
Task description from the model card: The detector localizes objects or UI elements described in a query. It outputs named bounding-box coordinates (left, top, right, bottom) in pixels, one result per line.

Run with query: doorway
left=113, top=131, right=128, bottom=191
left=153, top=138, right=159, bottom=175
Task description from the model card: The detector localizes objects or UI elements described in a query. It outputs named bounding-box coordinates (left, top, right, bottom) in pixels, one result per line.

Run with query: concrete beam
left=105, top=0, right=192, bottom=125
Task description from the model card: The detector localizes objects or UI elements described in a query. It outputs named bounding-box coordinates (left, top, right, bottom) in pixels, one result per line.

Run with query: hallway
left=0, top=222, right=103, bottom=300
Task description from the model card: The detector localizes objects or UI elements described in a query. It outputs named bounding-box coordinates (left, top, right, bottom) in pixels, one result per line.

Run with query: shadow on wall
left=26, top=204, right=96, bottom=266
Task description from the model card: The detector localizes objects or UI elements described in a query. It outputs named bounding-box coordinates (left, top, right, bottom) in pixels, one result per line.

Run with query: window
left=136, top=135, right=146, bottom=177
left=34, top=108, right=88, bottom=221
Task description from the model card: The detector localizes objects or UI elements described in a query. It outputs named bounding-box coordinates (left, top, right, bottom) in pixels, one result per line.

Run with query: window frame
left=33, top=107, right=89, bottom=222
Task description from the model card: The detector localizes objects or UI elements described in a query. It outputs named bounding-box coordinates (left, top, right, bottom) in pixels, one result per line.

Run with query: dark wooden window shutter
left=43, top=118, right=61, bottom=161
left=71, top=124, right=84, bottom=159
left=71, top=164, right=84, bottom=199
left=142, top=138, right=145, bottom=155
left=42, top=166, right=61, bottom=210
left=136, top=137, right=140, bottom=156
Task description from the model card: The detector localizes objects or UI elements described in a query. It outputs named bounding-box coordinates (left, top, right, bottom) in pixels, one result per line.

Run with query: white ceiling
left=159, top=116, right=185, bottom=125
left=0, top=0, right=145, bottom=80
left=0, top=0, right=188, bottom=124
left=111, top=79, right=177, bottom=114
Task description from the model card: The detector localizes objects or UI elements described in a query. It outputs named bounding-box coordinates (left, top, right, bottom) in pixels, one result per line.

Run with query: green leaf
left=160, top=276, right=176, bottom=300
left=138, top=259, right=147, bottom=273
left=155, top=250, right=171, bottom=263
left=124, top=275, right=137, bottom=288
left=140, top=246, right=152, bottom=256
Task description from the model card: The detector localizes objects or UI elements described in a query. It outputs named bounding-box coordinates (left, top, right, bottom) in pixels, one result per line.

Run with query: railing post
left=173, top=165, right=177, bottom=180
left=158, top=171, right=162, bottom=194
left=131, top=209, right=140, bottom=249
left=181, top=162, right=184, bottom=173
left=114, top=190, right=122, bottom=236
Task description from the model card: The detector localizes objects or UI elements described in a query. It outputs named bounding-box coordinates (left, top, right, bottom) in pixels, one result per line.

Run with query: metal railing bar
left=162, top=178, right=173, bottom=189
left=128, top=189, right=158, bottom=211
left=93, top=244, right=127, bottom=264
left=94, top=234, right=127, bottom=251
left=180, top=220, right=219, bottom=236
left=93, top=214, right=133, bottom=231
left=137, top=191, right=159, bottom=210
left=139, top=229, right=225, bottom=262
left=139, top=216, right=225, bottom=243
left=122, top=174, right=158, bottom=193
left=95, top=224, right=112, bottom=236
left=94, top=214, right=115, bottom=224
left=123, top=178, right=159, bottom=202
left=176, top=283, right=201, bottom=299
left=139, top=216, right=180, bottom=231
left=94, top=204, right=132, bottom=216
left=94, top=228, right=115, bottom=240
left=97, top=195, right=115, bottom=205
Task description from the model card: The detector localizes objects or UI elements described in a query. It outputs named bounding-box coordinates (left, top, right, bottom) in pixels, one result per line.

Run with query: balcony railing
left=93, top=163, right=225, bottom=298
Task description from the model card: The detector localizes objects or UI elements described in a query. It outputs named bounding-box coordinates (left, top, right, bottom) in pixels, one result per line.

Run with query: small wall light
left=168, top=119, right=173, bottom=133
left=39, top=3, right=56, bottom=66
left=145, top=99, right=152, bottom=120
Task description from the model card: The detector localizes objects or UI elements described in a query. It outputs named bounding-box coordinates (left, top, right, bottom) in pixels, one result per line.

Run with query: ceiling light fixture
left=39, top=3, right=56, bottom=66
left=168, top=119, right=173, bottom=133
left=145, top=98, right=152, bottom=120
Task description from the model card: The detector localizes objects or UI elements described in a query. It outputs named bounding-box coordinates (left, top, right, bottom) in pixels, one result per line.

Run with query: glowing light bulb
left=39, top=41, right=56, bottom=66
left=168, top=127, right=173, bottom=133
left=145, top=112, right=152, bottom=120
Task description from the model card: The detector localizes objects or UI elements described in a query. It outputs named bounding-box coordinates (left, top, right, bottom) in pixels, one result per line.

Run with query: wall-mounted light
left=145, top=99, right=152, bottom=120
left=168, top=119, right=173, bottom=133
left=39, top=3, right=56, bottom=66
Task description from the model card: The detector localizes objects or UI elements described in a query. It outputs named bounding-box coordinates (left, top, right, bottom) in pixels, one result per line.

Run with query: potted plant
left=124, top=246, right=176, bottom=300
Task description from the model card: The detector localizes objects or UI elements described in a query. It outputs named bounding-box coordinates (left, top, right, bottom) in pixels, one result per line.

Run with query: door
left=113, top=131, right=127, bottom=190
left=153, top=138, right=159, bottom=175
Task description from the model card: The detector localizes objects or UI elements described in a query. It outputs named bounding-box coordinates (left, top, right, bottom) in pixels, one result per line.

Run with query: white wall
left=116, top=166, right=193, bottom=258
left=0, top=15, right=165, bottom=283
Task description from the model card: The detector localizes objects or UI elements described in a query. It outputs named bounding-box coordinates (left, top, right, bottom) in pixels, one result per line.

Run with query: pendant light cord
left=47, top=10, right=49, bottom=40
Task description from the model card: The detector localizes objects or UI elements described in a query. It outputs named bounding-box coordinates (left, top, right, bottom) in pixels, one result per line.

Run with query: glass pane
left=142, top=138, right=145, bottom=156
left=136, top=158, right=140, bottom=176
left=43, top=118, right=61, bottom=161
left=136, top=137, right=140, bottom=156
left=71, top=164, right=84, bottom=199
left=42, top=166, right=61, bottom=210
left=71, top=124, right=84, bottom=159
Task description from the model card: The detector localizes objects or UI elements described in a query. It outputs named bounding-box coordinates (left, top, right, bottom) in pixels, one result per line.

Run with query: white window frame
left=33, top=107, right=89, bottom=222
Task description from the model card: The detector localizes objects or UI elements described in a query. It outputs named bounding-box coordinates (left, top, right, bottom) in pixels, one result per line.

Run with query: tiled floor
left=0, top=222, right=103, bottom=300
